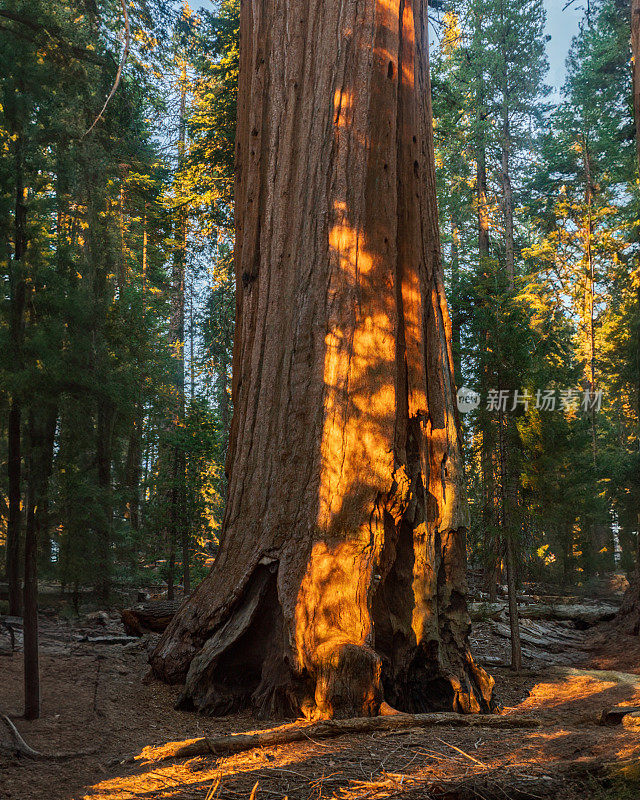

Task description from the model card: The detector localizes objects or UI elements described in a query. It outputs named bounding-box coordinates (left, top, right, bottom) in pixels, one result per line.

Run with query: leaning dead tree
left=151, top=0, right=494, bottom=719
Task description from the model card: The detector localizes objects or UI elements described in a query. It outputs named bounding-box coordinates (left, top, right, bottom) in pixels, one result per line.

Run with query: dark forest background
left=0, top=0, right=638, bottom=615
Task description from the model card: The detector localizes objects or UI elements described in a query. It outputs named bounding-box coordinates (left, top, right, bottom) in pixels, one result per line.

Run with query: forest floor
left=2, top=581, right=640, bottom=800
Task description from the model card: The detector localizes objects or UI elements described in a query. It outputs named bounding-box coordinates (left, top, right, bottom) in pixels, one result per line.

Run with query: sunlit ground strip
left=83, top=670, right=640, bottom=799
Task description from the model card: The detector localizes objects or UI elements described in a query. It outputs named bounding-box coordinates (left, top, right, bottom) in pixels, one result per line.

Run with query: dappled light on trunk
left=149, top=0, right=493, bottom=719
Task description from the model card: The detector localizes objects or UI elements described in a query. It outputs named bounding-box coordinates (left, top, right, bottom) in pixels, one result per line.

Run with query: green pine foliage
left=434, top=0, right=639, bottom=586
left=0, top=0, right=238, bottom=605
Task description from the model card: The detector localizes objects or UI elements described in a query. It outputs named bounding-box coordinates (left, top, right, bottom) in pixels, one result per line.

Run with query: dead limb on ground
left=140, top=712, right=540, bottom=763
left=1, top=714, right=99, bottom=760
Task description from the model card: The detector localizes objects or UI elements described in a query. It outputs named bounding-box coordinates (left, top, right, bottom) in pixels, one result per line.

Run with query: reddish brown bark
left=151, top=0, right=493, bottom=719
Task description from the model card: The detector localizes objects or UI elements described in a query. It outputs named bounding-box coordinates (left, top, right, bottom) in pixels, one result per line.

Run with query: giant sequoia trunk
left=151, top=0, right=494, bottom=720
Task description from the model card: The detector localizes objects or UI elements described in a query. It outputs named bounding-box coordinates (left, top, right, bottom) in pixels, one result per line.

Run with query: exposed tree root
left=1, top=714, right=100, bottom=760
left=139, top=712, right=540, bottom=763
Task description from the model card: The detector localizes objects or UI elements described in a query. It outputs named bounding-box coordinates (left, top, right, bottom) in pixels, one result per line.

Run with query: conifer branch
left=83, top=0, right=130, bottom=138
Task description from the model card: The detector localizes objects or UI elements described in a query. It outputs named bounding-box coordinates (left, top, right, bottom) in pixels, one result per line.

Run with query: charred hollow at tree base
left=153, top=554, right=494, bottom=720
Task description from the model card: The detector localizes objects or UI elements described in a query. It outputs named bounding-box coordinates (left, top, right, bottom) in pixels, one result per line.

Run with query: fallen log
left=490, top=621, right=584, bottom=654
left=532, top=603, right=619, bottom=626
left=471, top=602, right=619, bottom=626
left=121, top=600, right=182, bottom=636
left=140, top=712, right=540, bottom=763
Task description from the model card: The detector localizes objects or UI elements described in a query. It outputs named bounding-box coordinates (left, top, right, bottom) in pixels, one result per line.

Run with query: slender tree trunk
left=167, top=521, right=176, bottom=601
left=504, top=535, right=521, bottom=668
left=123, top=206, right=148, bottom=535
left=476, top=119, right=490, bottom=270
left=581, top=135, right=611, bottom=571
left=181, top=459, right=190, bottom=595
left=450, top=222, right=462, bottom=388
left=6, top=133, right=27, bottom=617
left=125, top=412, right=142, bottom=533
left=23, top=474, right=40, bottom=719
left=23, top=408, right=53, bottom=721
left=477, top=146, right=499, bottom=601
left=498, top=0, right=521, bottom=667
left=190, top=288, right=195, bottom=402
left=500, top=2, right=515, bottom=286
left=96, top=400, right=114, bottom=605
left=581, top=136, right=598, bottom=465
left=498, top=395, right=521, bottom=671
left=474, top=7, right=490, bottom=270
left=151, top=0, right=494, bottom=719
left=477, top=152, right=490, bottom=267
left=185, top=284, right=195, bottom=596
left=475, top=67, right=498, bottom=600
left=123, top=206, right=146, bottom=534
left=165, top=68, right=188, bottom=600
left=501, top=115, right=515, bottom=285
left=7, top=400, right=23, bottom=616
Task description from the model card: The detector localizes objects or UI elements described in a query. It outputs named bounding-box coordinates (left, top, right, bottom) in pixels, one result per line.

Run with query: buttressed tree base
left=150, top=0, right=494, bottom=720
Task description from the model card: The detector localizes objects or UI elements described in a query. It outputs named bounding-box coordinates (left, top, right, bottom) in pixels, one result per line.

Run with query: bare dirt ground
left=2, top=597, right=640, bottom=800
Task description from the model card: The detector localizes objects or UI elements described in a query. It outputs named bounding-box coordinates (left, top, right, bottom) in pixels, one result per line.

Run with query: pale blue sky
left=193, top=0, right=584, bottom=92
left=545, top=0, right=583, bottom=93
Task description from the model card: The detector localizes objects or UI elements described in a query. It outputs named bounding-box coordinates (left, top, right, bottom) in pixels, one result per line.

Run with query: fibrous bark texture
left=150, top=0, right=494, bottom=719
